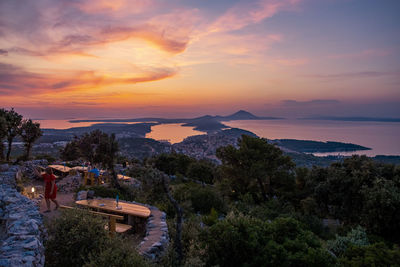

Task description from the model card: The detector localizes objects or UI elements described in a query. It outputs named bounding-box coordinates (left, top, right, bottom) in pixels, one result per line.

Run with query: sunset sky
left=0, top=0, right=399, bottom=119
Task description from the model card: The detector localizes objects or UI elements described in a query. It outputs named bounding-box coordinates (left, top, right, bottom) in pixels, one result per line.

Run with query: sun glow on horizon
left=0, top=0, right=399, bottom=119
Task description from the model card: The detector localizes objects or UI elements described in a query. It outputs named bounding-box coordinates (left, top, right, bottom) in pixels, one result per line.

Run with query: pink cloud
left=209, top=0, right=302, bottom=33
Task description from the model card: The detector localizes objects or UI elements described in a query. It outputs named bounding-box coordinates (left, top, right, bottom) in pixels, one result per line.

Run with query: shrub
left=45, top=209, right=110, bottom=267
left=186, top=160, right=215, bottom=184
left=190, top=186, right=225, bottom=214
left=203, top=208, right=219, bottom=226
left=201, top=214, right=335, bottom=267
left=84, top=237, right=150, bottom=267
left=88, top=184, right=135, bottom=201
left=339, top=242, right=400, bottom=266
left=327, top=226, right=369, bottom=256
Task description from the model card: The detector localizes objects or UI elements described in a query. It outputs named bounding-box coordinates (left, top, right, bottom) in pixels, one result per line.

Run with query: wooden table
left=71, top=166, right=88, bottom=172
left=76, top=198, right=150, bottom=221
left=48, top=165, right=71, bottom=174
left=117, top=174, right=133, bottom=181
left=76, top=199, right=150, bottom=234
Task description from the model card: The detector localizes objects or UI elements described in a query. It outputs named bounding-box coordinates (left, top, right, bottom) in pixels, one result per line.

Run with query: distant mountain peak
left=225, top=110, right=258, bottom=119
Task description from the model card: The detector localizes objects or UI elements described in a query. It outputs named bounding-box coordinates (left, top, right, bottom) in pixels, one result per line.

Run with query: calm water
left=224, top=120, right=400, bottom=156
left=146, top=123, right=204, bottom=144
left=37, top=119, right=400, bottom=156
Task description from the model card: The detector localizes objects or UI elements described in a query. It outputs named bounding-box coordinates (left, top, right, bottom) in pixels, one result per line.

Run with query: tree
left=60, top=139, right=81, bottom=161
left=186, top=160, right=216, bottom=184
left=153, top=152, right=195, bottom=176
left=0, top=115, right=7, bottom=160
left=19, top=119, right=43, bottom=160
left=307, top=156, right=400, bottom=242
left=0, top=108, right=22, bottom=161
left=97, top=132, right=120, bottom=189
left=216, top=135, right=295, bottom=202
left=60, top=130, right=121, bottom=188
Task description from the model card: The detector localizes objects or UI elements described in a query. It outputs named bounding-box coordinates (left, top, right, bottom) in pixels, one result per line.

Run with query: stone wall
left=0, top=165, right=45, bottom=266
left=138, top=206, right=169, bottom=260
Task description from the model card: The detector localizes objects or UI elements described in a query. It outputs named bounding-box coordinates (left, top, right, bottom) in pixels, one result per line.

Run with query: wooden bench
left=59, top=205, right=132, bottom=236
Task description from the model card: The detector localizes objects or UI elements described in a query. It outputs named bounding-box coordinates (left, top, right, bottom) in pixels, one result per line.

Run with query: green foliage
left=186, top=160, right=216, bottom=184
left=306, top=156, right=400, bottom=242
left=19, top=119, right=43, bottom=159
left=60, top=140, right=81, bottom=161
left=45, top=209, right=110, bottom=267
left=153, top=152, right=195, bottom=176
left=60, top=130, right=119, bottom=167
left=60, top=130, right=120, bottom=187
left=201, top=214, right=335, bottom=267
left=327, top=226, right=369, bottom=257
left=203, top=208, right=219, bottom=226
left=133, top=167, right=167, bottom=204
left=83, top=237, right=150, bottom=267
left=190, top=186, right=225, bottom=214
left=0, top=115, right=7, bottom=160
left=339, top=242, right=400, bottom=266
left=0, top=108, right=23, bottom=161
left=88, top=184, right=136, bottom=201
left=216, top=135, right=295, bottom=202
left=45, top=208, right=149, bottom=267
left=172, top=182, right=225, bottom=215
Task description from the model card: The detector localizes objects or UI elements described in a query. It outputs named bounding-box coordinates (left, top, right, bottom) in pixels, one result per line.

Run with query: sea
left=37, top=119, right=400, bottom=156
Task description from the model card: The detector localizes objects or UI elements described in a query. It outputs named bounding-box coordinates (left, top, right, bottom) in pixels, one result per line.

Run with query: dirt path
left=39, top=192, right=75, bottom=220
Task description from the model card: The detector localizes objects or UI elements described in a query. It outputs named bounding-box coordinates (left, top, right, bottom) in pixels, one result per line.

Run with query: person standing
left=42, top=167, right=59, bottom=212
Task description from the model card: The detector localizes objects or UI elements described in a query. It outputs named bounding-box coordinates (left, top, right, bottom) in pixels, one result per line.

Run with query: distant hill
left=67, top=110, right=282, bottom=133
left=218, top=110, right=282, bottom=121
left=219, top=110, right=260, bottom=120
left=273, top=139, right=371, bottom=153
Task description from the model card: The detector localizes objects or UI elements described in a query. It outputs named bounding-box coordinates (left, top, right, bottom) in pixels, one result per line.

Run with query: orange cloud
left=0, top=63, right=177, bottom=95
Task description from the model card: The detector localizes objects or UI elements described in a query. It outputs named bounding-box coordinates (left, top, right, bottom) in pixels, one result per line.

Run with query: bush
left=84, top=237, right=150, bottom=267
left=45, top=209, right=110, bottom=267
left=339, top=242, right=400, bottom=266
left=45, top=209, right=149, bottom=267
left=186, top=160, right=216, bottom=184
left=327, top=226, right=369, bottom=257
left=203, top=208, right=219, bottom=226
left=88, top=184, right=136, bottom=201
left=201, top=214, right=336, bottom=267
left=190, top=186, right=225, bottom=214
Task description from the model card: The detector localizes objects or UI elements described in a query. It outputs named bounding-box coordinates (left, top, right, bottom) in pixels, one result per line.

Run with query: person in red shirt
left=42, top=167, right=60, bottom=212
